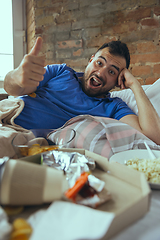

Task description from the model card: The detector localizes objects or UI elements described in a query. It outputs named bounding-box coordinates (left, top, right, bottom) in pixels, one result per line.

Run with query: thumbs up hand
left=29, top=36, right=44, bottom=56
left=4, top=37, right=46, bottom=96
left=19, top=37, right=46, bottom=89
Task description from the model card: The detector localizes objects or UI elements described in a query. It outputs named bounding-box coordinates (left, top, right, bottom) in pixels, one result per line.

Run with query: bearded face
left=81, top=48, right=126, bottom=98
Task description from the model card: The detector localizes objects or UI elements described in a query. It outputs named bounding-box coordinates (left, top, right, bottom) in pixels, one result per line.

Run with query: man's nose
left=97, top=66, right=107, bottom=79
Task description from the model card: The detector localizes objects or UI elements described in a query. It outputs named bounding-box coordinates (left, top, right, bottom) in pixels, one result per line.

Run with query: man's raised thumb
left=29, top=37, right=43, bottom=56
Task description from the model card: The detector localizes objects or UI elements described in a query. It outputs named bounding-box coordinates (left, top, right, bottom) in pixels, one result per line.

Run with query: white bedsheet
left=110, top=190, right=160, bottom=240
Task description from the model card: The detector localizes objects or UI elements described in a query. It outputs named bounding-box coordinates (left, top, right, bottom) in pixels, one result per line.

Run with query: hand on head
left=117, top=68, right=138, bottom=90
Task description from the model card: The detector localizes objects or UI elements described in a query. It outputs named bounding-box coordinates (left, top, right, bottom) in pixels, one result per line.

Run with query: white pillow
left=110, top=78, right=160, bottom=116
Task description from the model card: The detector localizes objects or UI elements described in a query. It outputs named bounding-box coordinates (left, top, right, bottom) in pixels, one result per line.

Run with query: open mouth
left=89, top=77, right=102, bottom=88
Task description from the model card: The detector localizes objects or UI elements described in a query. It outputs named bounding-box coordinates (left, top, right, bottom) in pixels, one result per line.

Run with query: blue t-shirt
left=15, top=64, right=135, bottom=130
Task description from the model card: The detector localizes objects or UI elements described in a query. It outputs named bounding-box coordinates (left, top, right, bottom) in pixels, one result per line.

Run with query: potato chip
left=12, top=218, right=31, bottom=230
left=28, top=92, right=36, bottom=98
left=10, top=235, right=29, bottom=240
left=28, top=144, right=41, bottom=156
left=16, top=142, right=59, bottom=157
left=10, top=218, right=32, bottom=240
left=19, top=146, right=29, bottom=157
left=11, top=228, right=32, bottom=238
left=28, top=144, right=59, bottom=156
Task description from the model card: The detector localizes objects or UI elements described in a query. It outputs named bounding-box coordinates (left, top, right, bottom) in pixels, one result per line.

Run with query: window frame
left=12, top=0, right=27, bottom=69
left=0, top=0, right=26, bottom=93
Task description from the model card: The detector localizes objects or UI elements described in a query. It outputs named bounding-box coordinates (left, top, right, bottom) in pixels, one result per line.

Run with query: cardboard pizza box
left=5, top=148, right=150, bottom=239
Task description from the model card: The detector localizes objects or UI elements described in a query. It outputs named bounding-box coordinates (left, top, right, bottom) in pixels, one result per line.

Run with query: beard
left=80, top=74, right=110, bottom=98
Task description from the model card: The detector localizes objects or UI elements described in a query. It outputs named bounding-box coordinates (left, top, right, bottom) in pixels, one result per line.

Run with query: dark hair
left=96, top=41, right=130, bottom=69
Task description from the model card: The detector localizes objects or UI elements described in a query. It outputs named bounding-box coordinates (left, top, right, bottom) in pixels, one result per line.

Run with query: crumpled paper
left=28, top=201, right=115, bottom=240
left=0, top=206, right=12, bottom=240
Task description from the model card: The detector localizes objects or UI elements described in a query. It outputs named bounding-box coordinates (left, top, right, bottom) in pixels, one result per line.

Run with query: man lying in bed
left=4, top=37, right=160, bottom=145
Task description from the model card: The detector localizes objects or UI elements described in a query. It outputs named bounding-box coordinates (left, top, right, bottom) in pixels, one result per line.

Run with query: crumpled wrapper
left=42, top=151, right=95, bottom=187
left=41, top=151, right=111, bottom=208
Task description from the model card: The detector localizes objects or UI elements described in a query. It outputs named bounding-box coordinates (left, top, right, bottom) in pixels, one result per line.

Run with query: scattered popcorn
left=126, top=158, right=160, bottom=183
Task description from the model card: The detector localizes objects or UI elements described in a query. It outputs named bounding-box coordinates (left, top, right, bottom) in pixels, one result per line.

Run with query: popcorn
left=126, top=158, right=160, bottom=183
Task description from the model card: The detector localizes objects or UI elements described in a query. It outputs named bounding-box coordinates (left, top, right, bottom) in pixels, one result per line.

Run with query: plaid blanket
left=48, top=115, right=160, bottom=159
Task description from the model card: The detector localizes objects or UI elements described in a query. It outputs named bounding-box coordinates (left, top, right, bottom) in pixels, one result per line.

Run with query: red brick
left=146, top=76, right=158, bottom=85
left=45, top=6, right=62, bottom=15
left=130, top=53, right=160, bottom=64
left=36, top=16, right=54, bottom=27
left=56, top=22, right=71, bottom=32
left=125, top=7, right=151, bottom=22
left=153, top=6, right=160, bottom=16
left=72, top=17, right=104, bottom=30
left=58, top=39, right=82, bottom=49
left=35, top=8, right=43, bottom=17
left=103, top=11, right=123, bottom=28
left=56, top=50, right=71, bottom=59
left=112, top=22, right=137, bottom=34
left=56, top=9, right=83, bottom=24
left=132, top=65, right=151, bottom=76
left=46, top=59, right=62, bottom=65
left=61, top=1, right=79, bottom=12
left=35, top=27, right=43, bottom=35
left=137, top=41, right=157, bottom=53
left=42, top=42, right=54, bottom=52
left=86, top=35, right=118, bottom=48
left=127, top=43, right=137, bottom=54
left=140, top=18, right=159, bottom=28
left=37, top=0, right=51, bottom=8
left=73, top=49, right=83, bottom=57
left=46, top=51, right=54, bottom=59
left=65, top=58, right=88, bottom=68
left=153, top=64, right=160, bottom=74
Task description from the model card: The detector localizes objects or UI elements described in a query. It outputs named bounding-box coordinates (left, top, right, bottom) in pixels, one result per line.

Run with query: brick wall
left=26, top=0, right=36, bottom=52
left=26, top=0, right=160, bottom=85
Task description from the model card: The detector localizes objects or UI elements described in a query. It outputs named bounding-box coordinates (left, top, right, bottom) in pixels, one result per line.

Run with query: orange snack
left=18, top=146, right=29, bottom=157
left=65, top=172, right=89, bottom=200
left=10, top=218, right=32, bottom=240
left=28, top=144, right=59, bottom=156
left=18, top=144, right=59, bottom=157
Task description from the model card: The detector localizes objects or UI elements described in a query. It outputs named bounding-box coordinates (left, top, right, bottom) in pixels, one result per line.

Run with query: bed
left=1, top=79, right=160, bottom=240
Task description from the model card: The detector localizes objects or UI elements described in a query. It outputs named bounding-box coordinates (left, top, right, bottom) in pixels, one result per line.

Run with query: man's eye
left=97, top=61, right=102, bottom=66
left=109, top=70, right=115, bottom=75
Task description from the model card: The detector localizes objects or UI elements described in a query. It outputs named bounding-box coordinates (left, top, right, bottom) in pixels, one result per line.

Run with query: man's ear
left=89, top=55, right=95, bottom=62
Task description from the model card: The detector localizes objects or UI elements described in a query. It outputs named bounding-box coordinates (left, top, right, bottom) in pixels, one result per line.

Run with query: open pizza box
left=59, top=148, right=151, bottom=239
left=2, top=148, right=151, bottom=239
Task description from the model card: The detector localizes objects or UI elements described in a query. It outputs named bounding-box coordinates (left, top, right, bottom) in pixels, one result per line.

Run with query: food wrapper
left=41, top=151, right=111, bottom=208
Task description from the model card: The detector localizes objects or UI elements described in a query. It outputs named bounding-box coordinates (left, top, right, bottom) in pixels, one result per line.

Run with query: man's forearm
left=131, top=82, right=160, bottom=144
left=118, top=69, right=160, bottom=144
